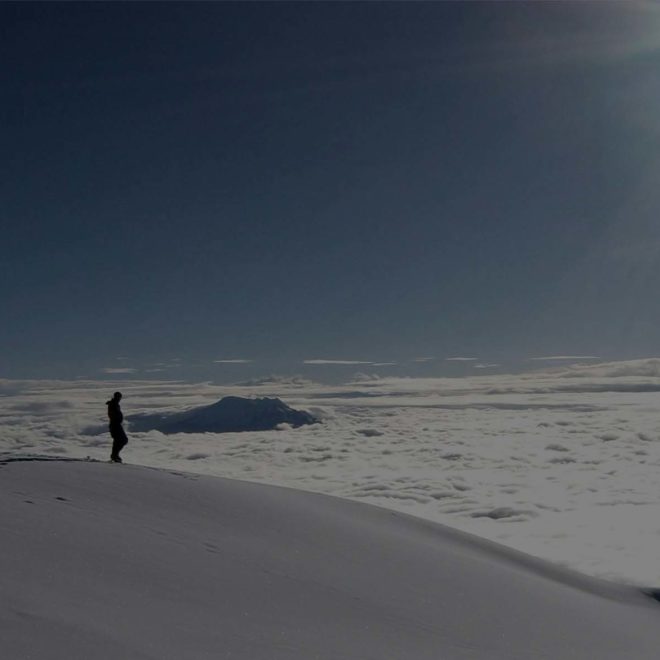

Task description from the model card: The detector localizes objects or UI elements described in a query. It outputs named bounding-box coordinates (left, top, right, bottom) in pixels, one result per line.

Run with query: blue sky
left=3, top=2, right=660, bottom=381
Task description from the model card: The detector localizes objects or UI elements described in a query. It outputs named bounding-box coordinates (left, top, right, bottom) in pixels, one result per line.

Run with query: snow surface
left=3, top=358, right=660, bottom=585
left=2, top=457, right=660, bottom=660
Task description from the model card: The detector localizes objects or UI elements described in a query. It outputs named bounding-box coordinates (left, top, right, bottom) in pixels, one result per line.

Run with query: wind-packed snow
left=2, top=358, right=660, bottom=585
left=2, top=458, right=660, bottom=660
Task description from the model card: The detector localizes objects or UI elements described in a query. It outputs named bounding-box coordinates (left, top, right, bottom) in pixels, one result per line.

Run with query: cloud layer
left=3, top=358, right=660, bottom=585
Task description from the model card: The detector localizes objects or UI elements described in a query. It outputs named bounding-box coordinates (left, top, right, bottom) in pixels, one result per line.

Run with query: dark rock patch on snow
left=128, top=396, right=318, bottom=434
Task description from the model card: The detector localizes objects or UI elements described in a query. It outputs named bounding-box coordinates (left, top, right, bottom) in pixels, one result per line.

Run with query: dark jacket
left=107, top=398, right=123, bottom=426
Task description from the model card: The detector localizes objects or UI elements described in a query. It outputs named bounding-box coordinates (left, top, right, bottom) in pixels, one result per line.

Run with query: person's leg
left=114, top=427, right=128, bottom=462
left=110, top=425, right=127, bottom=461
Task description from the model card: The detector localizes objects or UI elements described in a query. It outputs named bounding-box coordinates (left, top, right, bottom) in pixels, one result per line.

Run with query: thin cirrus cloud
left=529, top=356, right=601, bottom=361
left=446, top=357, right=478, bottom=361
left=213, top=359, right=253, bottom=364
left=304, top=360, right=374, bottom=365
left=101, top=368, right=138, bottom=374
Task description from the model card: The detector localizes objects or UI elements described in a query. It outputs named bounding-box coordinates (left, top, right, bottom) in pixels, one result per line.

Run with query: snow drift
left=127, top=395, right=317, bottom=434
left=2, top=457, right=660, bottom=660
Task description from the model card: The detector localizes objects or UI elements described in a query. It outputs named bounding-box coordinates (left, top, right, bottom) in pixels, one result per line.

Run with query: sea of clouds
left=2, top=358, right=660, bottom=586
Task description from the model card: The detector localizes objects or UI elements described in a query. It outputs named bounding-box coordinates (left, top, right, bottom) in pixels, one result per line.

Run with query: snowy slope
left=2, top=458, right=659, bottom=660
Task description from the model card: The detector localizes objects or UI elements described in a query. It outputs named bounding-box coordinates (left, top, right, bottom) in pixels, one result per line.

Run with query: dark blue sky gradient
left=3, top=2, right=660, bottom=380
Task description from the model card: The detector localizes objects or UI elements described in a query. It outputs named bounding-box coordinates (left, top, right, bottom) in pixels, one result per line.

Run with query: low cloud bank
left=4, top=358, right=660, bottom=585
left=554, top=358, right=660, bottom=378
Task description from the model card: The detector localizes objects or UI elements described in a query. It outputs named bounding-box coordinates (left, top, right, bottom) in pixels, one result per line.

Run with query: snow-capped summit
left=128, top=396, right=318, bottom=434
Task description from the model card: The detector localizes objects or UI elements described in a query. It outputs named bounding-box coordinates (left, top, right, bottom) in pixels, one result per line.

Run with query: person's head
left=113, top=391, right=122, bottom=401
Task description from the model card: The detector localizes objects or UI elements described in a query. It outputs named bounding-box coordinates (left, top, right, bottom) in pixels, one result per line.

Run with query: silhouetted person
left=107, top=391, right=128, bottom=463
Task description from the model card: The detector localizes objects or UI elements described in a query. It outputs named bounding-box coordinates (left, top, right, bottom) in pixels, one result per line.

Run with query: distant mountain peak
left=128, top=396, right=318, bottom=434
